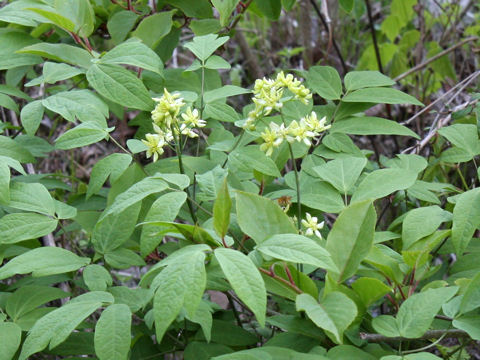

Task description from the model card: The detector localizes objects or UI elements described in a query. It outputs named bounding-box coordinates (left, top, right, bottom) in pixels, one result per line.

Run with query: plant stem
left=221, top=130, right=245, bottom=168
left=172, top=127, right=198, bottom=223
left=287, top=142, right=302, bottom=233
left=359, top=329, right=470, bottom=343
left=364, top=0, right=384, bottom=73
left=258, top=267, right=303, bottom=294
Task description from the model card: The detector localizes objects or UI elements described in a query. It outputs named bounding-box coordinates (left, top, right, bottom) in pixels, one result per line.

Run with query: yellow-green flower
left=151, top=89, right=185, bottom=128
left=303, top=112, right=330, bottom=133
left=260, top=124, right=284, bottom=156
left=286, top=120, right=315, bottom=146
left=142, top=133, right=165, bottom=162
left=301, top=212, right=324, bottom=239
left=181, top=107, right=206, bottom=128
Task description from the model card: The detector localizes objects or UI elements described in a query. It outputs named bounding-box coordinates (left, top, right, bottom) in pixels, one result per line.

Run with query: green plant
left=0, top=1, right=479, bottom=359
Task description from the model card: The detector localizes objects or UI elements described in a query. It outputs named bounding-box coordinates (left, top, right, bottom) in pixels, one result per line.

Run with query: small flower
left=286, top=120, right=315, bottom=146
left=151, top=89, right=185, bottom=128
left=181, top=107, right=206, bottom=128
left=302, top=112, right=331, bottom=134
left=301, top=212, right=324, bottom=239
left=142, top=133, right=165, bottom=162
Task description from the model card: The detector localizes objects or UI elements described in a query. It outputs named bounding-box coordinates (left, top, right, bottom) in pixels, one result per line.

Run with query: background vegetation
left=0, top=0, right=479, bottom=359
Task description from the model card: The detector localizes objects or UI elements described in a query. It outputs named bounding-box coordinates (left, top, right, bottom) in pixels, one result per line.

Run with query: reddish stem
left=259, top=267, right=302, bottom=294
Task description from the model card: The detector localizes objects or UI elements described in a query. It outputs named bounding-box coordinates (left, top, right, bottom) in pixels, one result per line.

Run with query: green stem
left=221, top=130, right=245, bottom=168
left=287, top=142, right=302, bottom=232
left=172, top=127, right=198, bottom=223
left=456, top=165, right=469, bottom=191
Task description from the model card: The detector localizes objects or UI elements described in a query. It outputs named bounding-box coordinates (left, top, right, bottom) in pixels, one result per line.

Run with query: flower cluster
left=259, top=111, right=330, bottom=156
left=301, top=212, right=325, bottom=239
left=142, top=89, right=206, bottom=162
left=244, top=71, right=312, bottom=130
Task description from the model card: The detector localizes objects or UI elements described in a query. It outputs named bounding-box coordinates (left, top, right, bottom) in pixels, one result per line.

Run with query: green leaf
left=452, top=188, right=480, bottom=255
left=372, top=315, right=400, bottom=337
left=313, top=157, right=366, bottom=194
left=204, top=102, right=240, bottom=122
left=21, top=100, right=44, bottom=135
left=229, top=146, right=281, bottom=177
left=87, top=153, right=132, bottom=199
left=212, top=0, right=239, bottom=26
left=0, top=247, right=90, bottom=280
left=204, top=85, right=250, bottom=103
left=213, top=178, right=232, bottom=239
left=55, top=122, right=109, bottom=150
left=104, top=248, right=145, bottom=269
left=190, top=19, right=222, bottom=36
left=0, top=212, right=57, bottom=244
left=326, top=200, right=376, bottom=283
left=26, top=62, right=84, bottom=87
left=402, top=206, right=452, bottom=249
left=396, top=287, right=458, bottom=338
left=165, top=0, right=212, bottom=18
left=6, top=285, right=69, bottom=321
left=307, top=66, right=343, bottom=100
left=26, top=7, right=76, bottom=31
left=453, top=315, right=480, bottom=340
left=94, top=304, right=132, bottom=360
left=107, top=10, right=139, bottom=45
left=140, top=192, right=187, bottom=257
left=344, top=71, right=395, bottom=91
left=132, top=10, right=175, bottom=48
left=42, top=90, right=108, bottom=127
left=186, top=301, right=213, bottom=343
left=101, top=40, right=163, bottom=74
left=0, top=162, right=9, bottom=203
left=126, top=139, right=148, bottom=154
left=153, top=251, right=206, bottom=341
left=92, top=203, right=141, bottom=254
left=205, top=55, right=231, bottom=70
left=86, top=64, right=154, bottom=111
left=0, top=155, right=26, bottom=175
left=351, top=169, right=418, bottom=203
left=55, top=0, right=95, bottom=37
left=351, top=278, right=391, bottom=307
left=19, top=300, right=102, bottom=360
left=0, top=30, right=42, bottom=70
left=235, top=191, right=297, bottom=244
left=331, top=117, right=419, bottom=138
left=0, top=0, right=47, bottom=26
left=338, top=0, right=354, bottom=13
left=296, top=292, right=357, bottom=344
left=460, top=271, right=480, bottom=314
left=0, top=135, right=35, bottom=163
left=184, top=34, right=229, bottom=61
left=0, top=93, right=19, bottom=114
left=5, top=181, right=55, bottom=215
left=0, top=322, right=22, bottom=360
left=215, top=248, right=266, bottom=326
left=83, top=264, right=113, bottom=292
left=257, top=234, right=337, bottom=271
left=100, top=175, right=168, bottom=220
left=253, top=0, right=281, bottom=20
left=438, top=124, right=480, bottom=158
left=342, top=88, right=423, bottom=106
left=18, top=42, right=93, bottom=68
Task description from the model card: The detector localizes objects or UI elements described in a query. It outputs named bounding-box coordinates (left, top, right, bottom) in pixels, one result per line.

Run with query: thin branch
left=410, top=73, right=480, bottom=154
left=401, top=70, right=480, bottom=126
left=258, top=267, right=303, bottom=294
left=394, top=36, right=479, bottom=82
left=365, top=0, right=383, bottom=73
left=309, top=0, right=348, bottom=74
left=360, top=329, right=470, bottom=343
